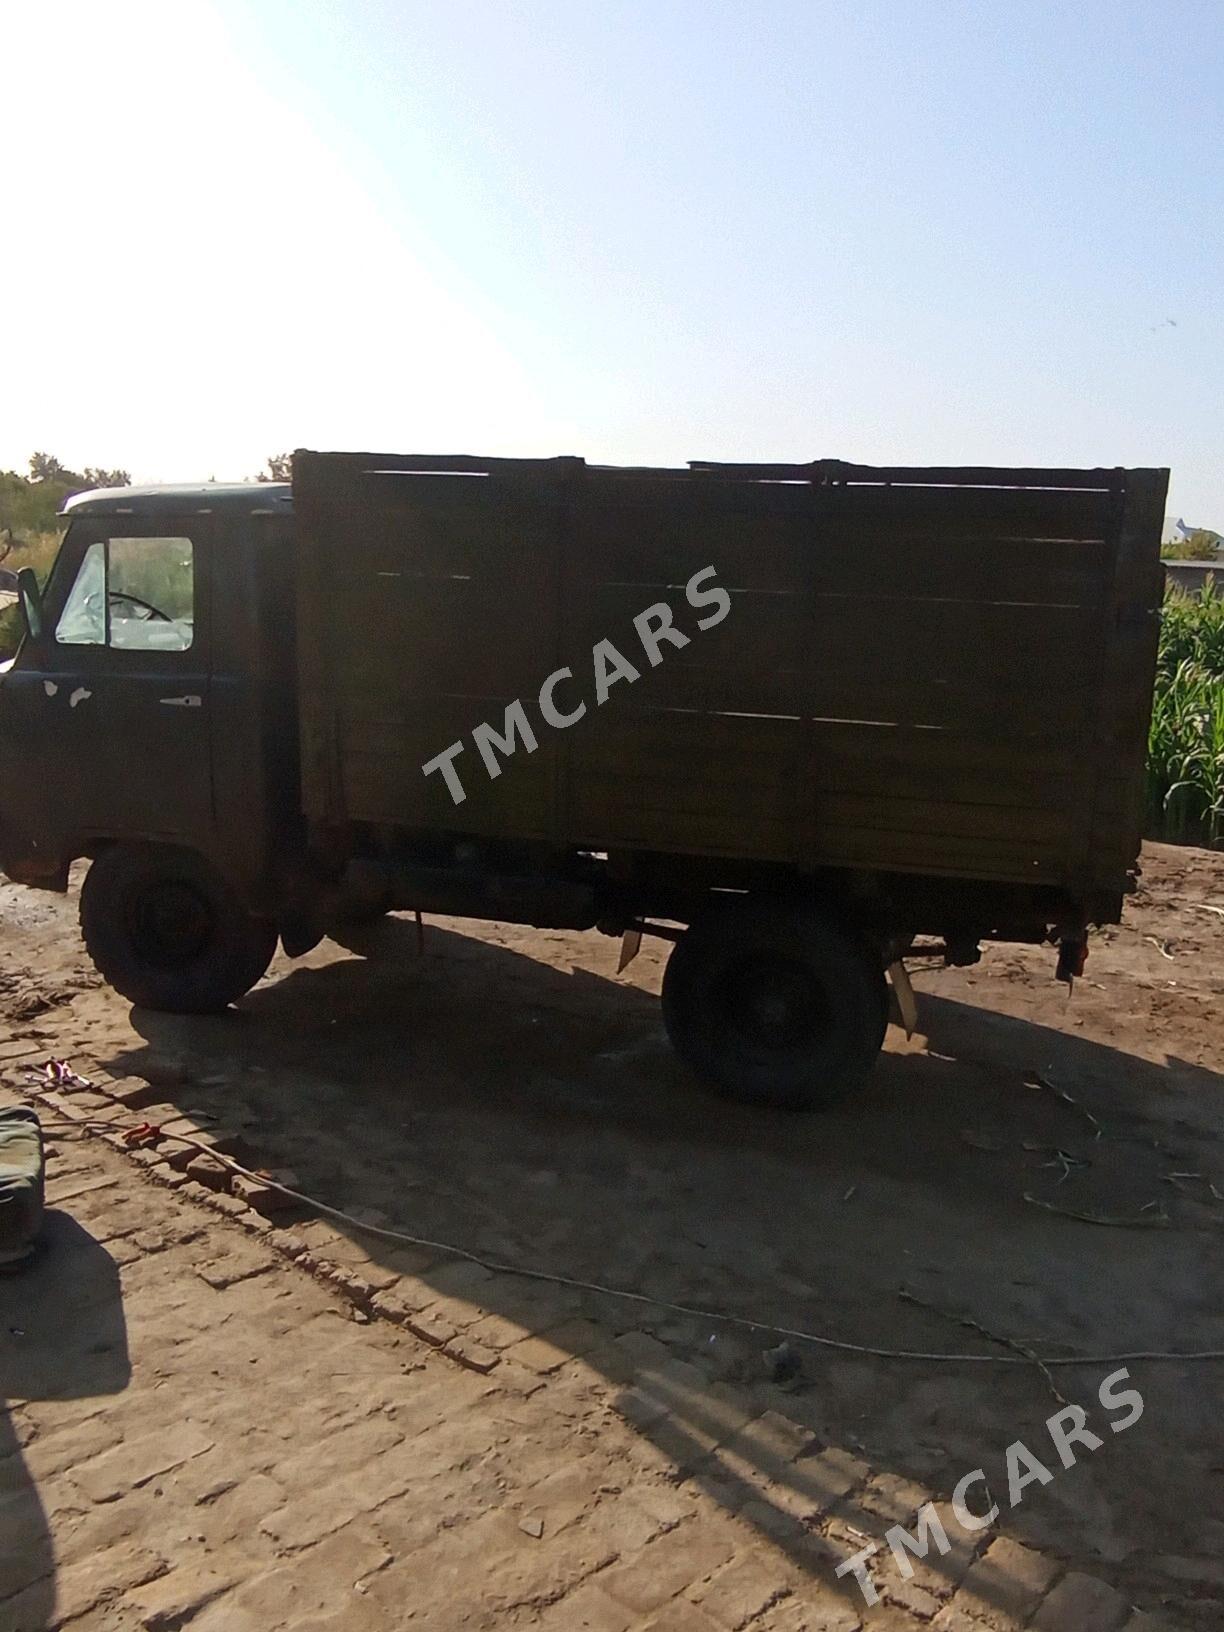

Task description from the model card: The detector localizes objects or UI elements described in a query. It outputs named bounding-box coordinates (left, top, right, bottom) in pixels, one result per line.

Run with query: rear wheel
left=661, top=899, right=887, bottom=1110
left=80, top=844, right=277, bottom=1013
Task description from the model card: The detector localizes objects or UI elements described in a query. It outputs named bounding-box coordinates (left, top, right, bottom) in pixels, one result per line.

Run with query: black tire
left=79, top=844, right=278, bottom=1013
left=661, top=899, right=887, bottom=1111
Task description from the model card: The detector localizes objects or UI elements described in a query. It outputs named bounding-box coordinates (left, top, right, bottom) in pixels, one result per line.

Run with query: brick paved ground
left=1, top=1096, right=1177, bottom=1632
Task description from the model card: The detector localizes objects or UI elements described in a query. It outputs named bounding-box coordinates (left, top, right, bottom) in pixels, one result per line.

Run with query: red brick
left=71, top=1424, right=215, bottom=1503
left=690, top=1553, right=789, bottom=1628
left=49, top=1542, right=165, bottom=1623
left=953, top=1537, right=1060, bottom=1630
left=1031, top=1572, right=1130, bottom=1632
left=537, top=1581, right=634, bottom=1631
left=601, top=1523, right=738, bottom=1614
left=127, top=1561, right=239, bottom=1628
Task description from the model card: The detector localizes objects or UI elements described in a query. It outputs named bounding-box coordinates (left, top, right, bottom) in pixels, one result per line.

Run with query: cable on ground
left=33, top=1108, right=1224, bottom=1371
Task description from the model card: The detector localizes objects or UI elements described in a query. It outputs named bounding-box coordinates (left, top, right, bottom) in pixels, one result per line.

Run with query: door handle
left=160, top=695, right=202, bottom=708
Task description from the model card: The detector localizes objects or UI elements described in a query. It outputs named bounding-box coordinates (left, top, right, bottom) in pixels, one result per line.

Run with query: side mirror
left=16, top=568, right=43, bottom=643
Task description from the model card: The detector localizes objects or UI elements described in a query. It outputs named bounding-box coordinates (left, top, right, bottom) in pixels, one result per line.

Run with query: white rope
left=36, top=1111, right=1224, bottom=1371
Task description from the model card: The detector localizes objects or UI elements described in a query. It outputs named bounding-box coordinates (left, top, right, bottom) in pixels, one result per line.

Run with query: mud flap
left=617, top=927, right=643, bottom=973
left=887, top=959, right=919, bottom=1039
left=0, top=1107, right=45, bottom=1270
left=1056, top=935, right=1088, bottom=986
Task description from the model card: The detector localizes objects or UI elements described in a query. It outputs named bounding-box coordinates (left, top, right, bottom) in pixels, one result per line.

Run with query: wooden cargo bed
left=294, top=453, right=1166, bottom=901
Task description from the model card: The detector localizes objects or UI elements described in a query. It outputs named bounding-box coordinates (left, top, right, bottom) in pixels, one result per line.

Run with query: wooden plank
left=313, top=489, right=563, bottom=579
left=293, top=450, right=582, bottom=504
left=574, top=528, right=1110, bottom=605
left=335, top=696, right=550, bottom=745
left=820, top=483, right=1113, bottom=539
left=806, top=825, right=1068, bottom=881
left=815, top=758, right=1074, bottom=810
left=586, top=670, right=1096, bottom=735
left=575, top=513, right=808, bottom=595
left=568, top=584, right=805, bottom=676
left=572, top=583, right=1097, bottom=660
left=571, top=768, right=1071, bottom=844
left=342, top=739, right=556, bottom=835
left=583, top=473, right=1112, bottom=538
left=563, top=592, right=1100, bottom=733
left=803, top=597, right=1098, bottom=733
left=333, top=577, right=553, bottom=697
left=565, top=790, right=1068, bottom=880
left=688, top=459, right=1126, bottom=492
left=567, top=806, right=798, bottom=860
left=807, top=718, right=1080, bottom=777
left=583, top=474, right=811, bottom=519
left=567, top=706, right=803, bottom=775
left=336, top=676, right=559, bottom=838
left=297, top=449, right=582, bottom=475
left=813, top=793, right=1071, bottom=846
left=568, top=708, right=1087, bottom=780
left=807, top=541, right=1109, bottom=605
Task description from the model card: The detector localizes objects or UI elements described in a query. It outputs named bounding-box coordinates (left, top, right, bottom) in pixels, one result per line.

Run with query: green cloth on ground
left=0, top=1106, right=44, bottom=1266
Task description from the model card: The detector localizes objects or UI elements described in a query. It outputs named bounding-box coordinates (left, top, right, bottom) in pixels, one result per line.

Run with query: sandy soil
left=2, top=841, right=1222, bottom=1626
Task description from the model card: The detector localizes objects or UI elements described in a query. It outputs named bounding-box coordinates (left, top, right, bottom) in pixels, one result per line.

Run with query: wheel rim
left=713, top=954, right=832, bottom=1051
left=126, top=879, right=215, bottom=967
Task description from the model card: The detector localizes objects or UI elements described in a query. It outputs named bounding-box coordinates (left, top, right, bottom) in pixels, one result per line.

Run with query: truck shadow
left=0, top=1213, right=131, bottom=1631
left=110, top=918, right=1223, bottom=1622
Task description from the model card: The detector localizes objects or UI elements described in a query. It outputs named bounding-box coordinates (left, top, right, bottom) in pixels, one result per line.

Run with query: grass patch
left=0, top=532, right=62, bottom=660
left=1146, top=582, right=1224, bottom=847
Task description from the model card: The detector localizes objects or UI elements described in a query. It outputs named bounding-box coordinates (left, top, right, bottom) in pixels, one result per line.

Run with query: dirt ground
left=2, top=841, right=1223, bottom=1630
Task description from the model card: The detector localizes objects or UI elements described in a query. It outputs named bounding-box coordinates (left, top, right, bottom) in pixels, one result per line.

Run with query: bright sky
left=2, top=1, right=1221, bottom=522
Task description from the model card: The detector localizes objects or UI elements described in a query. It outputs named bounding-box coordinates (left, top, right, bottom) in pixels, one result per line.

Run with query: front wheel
left=661, top=899, right=887, bottom=1111
left=79, top=844, right=278, bottom=1013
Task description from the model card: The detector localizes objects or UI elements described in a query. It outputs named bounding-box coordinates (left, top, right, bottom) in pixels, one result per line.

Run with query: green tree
left=257, top=452, right=293, bottom=483
left=28, top=454, right=130, bottom=493
left=2, top=457, right=132, bottom=542
left=28, top=452, right=67, bottom=483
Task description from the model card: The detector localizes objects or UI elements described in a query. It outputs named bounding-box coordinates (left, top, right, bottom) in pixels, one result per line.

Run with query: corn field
left=1146, top=581, right=1224, bottom=847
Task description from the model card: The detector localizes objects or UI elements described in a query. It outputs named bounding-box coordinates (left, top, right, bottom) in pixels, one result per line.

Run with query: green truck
left=0, top=452, right=1167, bottom=1109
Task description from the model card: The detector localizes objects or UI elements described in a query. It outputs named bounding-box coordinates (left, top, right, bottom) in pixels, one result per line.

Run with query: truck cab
left=0, top=484, right=297, bottom=892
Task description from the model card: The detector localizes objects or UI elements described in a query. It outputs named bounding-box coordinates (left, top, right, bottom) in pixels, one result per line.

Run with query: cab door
left=13, top=517, right=214, bottom=854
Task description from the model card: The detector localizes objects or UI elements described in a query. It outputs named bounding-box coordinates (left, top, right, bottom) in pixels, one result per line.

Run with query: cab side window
left=55, top=537, right=194, bottom=652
